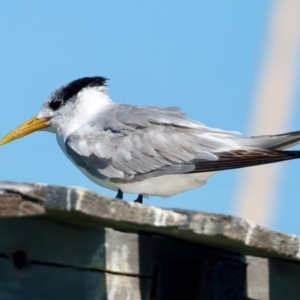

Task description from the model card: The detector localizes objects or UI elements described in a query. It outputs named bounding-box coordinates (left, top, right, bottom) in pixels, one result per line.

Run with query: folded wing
left=65, top=104, right=300, bottom=182
left=65, top=104, right=240, bottom=181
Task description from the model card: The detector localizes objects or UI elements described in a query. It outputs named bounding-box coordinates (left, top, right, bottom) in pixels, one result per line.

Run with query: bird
left=1, top=76, right=300, bottom=204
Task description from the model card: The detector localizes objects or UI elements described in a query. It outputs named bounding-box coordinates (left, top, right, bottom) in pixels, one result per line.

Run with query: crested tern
left=1, top=76, right=300, bottom=204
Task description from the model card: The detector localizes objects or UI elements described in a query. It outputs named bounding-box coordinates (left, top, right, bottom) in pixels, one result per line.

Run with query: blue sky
left=1, top=1, right=300, bottom=234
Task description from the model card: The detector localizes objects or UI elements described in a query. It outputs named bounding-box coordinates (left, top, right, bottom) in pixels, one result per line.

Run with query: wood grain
left=0, top=257, right=152, bottom=300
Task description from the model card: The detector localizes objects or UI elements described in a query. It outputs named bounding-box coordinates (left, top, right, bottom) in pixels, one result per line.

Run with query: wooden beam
left=2, top=182, right=300, bottom=299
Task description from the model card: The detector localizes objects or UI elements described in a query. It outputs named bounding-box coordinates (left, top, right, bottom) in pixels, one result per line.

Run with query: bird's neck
left=54, top=90, right=113, bottom=139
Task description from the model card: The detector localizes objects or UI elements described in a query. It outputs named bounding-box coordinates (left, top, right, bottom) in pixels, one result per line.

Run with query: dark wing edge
left=190, top=149, right=300, bottom=173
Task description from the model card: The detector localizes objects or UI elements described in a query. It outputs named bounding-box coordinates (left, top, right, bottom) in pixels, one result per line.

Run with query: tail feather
left=234, top=130, right=300, bottom=150
left=190, top=149, right=300, bottom=173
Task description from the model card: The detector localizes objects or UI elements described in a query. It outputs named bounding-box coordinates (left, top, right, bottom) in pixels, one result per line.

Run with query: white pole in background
left=232, top=0, right=300, bottom=227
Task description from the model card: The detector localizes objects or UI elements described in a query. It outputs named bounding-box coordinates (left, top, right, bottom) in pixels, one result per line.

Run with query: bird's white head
left=0, top=76, right=113, bottom=146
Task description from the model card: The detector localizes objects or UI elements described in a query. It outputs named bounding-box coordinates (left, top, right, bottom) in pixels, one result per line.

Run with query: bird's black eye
left=49, top=99, right=63, bottom=111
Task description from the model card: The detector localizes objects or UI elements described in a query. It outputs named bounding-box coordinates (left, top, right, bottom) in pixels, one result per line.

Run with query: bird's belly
left=77, top=167, right=215, bottom=197
left=116, top=172, right=216, bottom=197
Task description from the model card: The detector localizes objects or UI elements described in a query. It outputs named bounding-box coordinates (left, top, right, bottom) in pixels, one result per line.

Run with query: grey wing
left=66, top=104, right=240, bottom=181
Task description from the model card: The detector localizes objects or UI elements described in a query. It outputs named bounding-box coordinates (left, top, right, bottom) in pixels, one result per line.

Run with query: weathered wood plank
left=0, top=257, right=152, bottom=300
left=106, top=273, right=152, bottom=300
left=3, top=182, right=300, bottom=299
left=2, top=181, right=300, bottom=263
left=0, top=217, right=107, bottom=272
left=0, top=192, right=45, bottom=217
left=0, top=216, right=244, bottom=276
left=245, top=257, right=300, bottom=300
left=246, top=256, right=269, bottom=300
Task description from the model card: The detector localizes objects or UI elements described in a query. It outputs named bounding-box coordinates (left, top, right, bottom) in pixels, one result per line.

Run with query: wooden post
left=1, top=181, right=300, bottom=299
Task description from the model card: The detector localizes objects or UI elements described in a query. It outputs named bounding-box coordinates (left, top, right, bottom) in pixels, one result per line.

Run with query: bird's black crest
left=49, top=76, right=108, bottom=110
left=59, top=76, right=108, bottom=101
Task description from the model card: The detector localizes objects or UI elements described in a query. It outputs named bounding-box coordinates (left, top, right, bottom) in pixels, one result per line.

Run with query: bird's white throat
left=47, top=86, right=113, bottom=138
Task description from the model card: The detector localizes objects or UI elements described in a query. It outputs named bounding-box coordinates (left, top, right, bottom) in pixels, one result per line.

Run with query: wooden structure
left=1, top=182, right=300, bottom=299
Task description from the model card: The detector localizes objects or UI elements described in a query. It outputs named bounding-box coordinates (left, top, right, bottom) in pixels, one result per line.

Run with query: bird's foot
left=134, top=194, right=143, bottom=204
left=116, top=190, right=143, bottom=204
left=115, top=189, right=123, bottom=200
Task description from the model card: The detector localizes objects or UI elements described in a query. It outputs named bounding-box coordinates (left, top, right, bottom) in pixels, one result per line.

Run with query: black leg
left=134, top=194, right=143, bottom=204
left=116, top=189, right=123, bottom=200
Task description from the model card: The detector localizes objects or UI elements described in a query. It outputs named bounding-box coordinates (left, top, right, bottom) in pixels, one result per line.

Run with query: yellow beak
left=0, top=115, right=50, bottom=146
